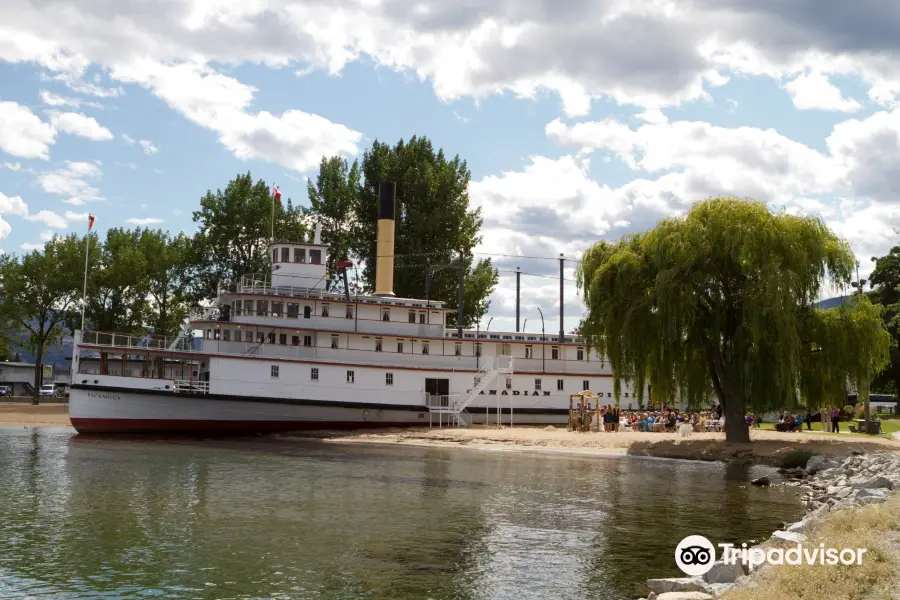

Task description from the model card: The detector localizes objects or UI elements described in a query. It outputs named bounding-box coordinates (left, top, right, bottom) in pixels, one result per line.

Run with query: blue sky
left=2, top=1, right=900, bottom=332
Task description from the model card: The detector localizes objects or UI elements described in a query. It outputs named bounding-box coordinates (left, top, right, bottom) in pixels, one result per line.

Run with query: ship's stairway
left=428, top=356, right=513, bottom=427
left=23, top=382, right=34, bottom=397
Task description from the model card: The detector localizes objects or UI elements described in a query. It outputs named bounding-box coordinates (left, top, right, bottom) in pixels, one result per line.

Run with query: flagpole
left=271, top=182, right=276, bottom=244
left=80, top=226, right=91, bottom=331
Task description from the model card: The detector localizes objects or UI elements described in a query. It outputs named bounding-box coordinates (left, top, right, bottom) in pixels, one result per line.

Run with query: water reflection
left=0, top=429, right=803, bottom=599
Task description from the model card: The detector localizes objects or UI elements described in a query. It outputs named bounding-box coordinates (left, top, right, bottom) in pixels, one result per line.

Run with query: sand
left=0, top=403, right=72, bottom=427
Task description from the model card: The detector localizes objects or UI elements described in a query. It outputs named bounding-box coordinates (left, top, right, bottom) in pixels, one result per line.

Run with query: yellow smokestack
left=374, top=182, right=396, bottom=296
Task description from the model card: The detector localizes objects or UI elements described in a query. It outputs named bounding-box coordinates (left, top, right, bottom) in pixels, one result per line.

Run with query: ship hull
left=69, top=386, right=430, bottom=435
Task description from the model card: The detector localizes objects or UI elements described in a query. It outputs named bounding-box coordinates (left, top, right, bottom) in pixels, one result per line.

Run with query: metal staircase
left=428, top=356, right=514, bottom=427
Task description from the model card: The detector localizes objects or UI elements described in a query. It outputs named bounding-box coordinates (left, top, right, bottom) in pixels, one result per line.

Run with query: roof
left=268, top=240, right=329, bottom=248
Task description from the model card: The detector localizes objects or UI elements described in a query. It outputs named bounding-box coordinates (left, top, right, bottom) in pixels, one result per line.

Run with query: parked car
left=0, top=386, right=11, bottom=397
left=39, top=384, right=56, bottom=397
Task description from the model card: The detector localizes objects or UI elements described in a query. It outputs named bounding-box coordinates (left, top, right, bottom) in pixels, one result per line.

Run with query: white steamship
left=69, top=182, right=641, bottom=434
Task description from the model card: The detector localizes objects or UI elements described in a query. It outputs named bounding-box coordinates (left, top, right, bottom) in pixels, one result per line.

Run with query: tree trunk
left=722, top=389, right=750, bottom=443
left=33, top=344, right=43, bottom=406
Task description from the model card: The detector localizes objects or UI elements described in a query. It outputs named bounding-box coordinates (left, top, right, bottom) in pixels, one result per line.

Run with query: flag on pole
left=88, top=213, right=95, bottom=231
left=272, top=185, right=281, bottom=200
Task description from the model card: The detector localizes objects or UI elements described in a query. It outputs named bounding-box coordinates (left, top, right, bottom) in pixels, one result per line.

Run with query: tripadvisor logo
left=675, top=535, right=869, bottom=575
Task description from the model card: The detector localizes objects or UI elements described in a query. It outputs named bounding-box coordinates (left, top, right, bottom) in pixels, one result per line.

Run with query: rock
left=543, top=425, right=555, bottom=431
left=646, top=578, right=706, bottom=594
left=656, top=593, right=713, bottom=600
left=647, top=594, right=658, bottom=600
left=855, top=488, right=890, bottom=503
left=703, top=560, right=746, bottom=584
left=770, top=530, right=806, bottom=545
left=805, top=455, right=839, bottom=474
left=750, top=476, right=771, bottom=486
left=851, top=476, right=894, bottom=490
left=786, top=520, right=806, bottom=533
left=702, top=583, right=734, bottom=596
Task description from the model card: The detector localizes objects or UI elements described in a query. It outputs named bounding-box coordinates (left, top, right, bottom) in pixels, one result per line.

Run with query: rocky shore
left=638, top=451, right=900, bottom=600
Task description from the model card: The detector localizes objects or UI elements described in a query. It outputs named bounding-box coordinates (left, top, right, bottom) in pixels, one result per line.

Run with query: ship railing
left=173, top=380, right=209, bottom=394
left=81, top=330, right=196, bottom=353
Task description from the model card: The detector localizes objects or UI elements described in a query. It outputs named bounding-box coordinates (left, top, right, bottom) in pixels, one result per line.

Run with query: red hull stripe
left=70, top=418, right=418, bottom=435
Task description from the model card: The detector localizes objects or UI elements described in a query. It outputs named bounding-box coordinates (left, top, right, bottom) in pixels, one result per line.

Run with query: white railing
left=174, top=380, right=209, bottom=394
left=81, top=330, right=196, bottom=352
left=427, top=355, right=514, bottom=428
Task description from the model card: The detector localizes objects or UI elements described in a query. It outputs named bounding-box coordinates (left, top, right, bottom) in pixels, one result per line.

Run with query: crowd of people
left=567, top=403, right=729, bottom=433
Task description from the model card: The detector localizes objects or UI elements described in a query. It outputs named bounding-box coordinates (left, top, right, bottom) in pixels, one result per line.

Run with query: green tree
left=577, top=198, right=858, bottom=443
left=0, top=235, right=85, bottom=403
left=140, top=229, right=192, bottom=338
left=190, top=172, right=307, bottom=302
left=307, top=137, right=498, bottom=326
left=867, top=246, right=900, bottom=396
left=86, top=228, right=149, bottom=334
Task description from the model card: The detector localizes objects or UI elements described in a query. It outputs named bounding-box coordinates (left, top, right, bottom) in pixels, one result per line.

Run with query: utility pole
left=516, top=266, right=521, bottom=332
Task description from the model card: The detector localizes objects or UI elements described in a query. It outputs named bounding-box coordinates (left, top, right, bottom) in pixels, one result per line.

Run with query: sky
left=2, top=0, right=900, bottom=335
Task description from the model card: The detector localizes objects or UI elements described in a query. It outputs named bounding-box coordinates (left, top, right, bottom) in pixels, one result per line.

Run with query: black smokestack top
left=378, top=182, right=396, bottom=220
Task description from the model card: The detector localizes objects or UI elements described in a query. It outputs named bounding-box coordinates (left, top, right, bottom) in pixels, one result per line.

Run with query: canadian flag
left=272, top=185, right=281, bottom=200
left=88, top=213, right=95, bottom=231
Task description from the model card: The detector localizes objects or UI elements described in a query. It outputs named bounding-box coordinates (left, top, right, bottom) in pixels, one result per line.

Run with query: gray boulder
left=656, top=593, right=714, bottom=600
left=646, top=578, right=706, bottom=594
left=851, top=476, right=894, bottom=490
left=703, top=559, right=746, bottom=584
left=771, top=530, right=806, bottom=545
left=806, top=455, right=839, bottom=474
left=855, top=488, right=890, bottom=503
left=751, top=476, right=771, bottom=486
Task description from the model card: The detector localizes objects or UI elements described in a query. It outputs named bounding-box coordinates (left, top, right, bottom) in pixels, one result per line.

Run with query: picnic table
left=850, top=419, right=882, bottom=435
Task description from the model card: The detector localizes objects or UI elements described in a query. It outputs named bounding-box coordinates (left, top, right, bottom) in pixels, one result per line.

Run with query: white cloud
left=0, top=192, right=29, bottom=216
left=126, top=217, right=164, bottom=225
left=121, top=134, right=135, bottom=145
left=38, top=161, right=104, bottom=205
left=784, top=72, right=861, bottom=112
left=138, top=139, right=158, bottom=155
left=64, top=210, right=89, bottom=222
left=39, top=89, right=101, bottom=110
left=39, top=230, right=53, bottom=241
left=20, top=242, right=43, bottom=251
left=49, top=111, right=114, bottom=141
left=3, top=162, right=22, bottom=171
left=0, top=101, right=56, bottom=159
left=24, top=209, right=68, bottom=229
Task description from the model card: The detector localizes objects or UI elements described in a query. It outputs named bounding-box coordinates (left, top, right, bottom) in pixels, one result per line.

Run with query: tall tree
left=306, top=156, right=360, bottom=276
left=140, top=229, right=192, bottom=338
left=0, top=235, right=85, bottom=403
left=867, top=246, right=900, bottom=396
left=86, top=228, right=149, bottom=334
left=189, top=172, right=307, bottom=302
left=307, top=137, right=498, bottom=326
left=577, top=198, right=860, bottom=443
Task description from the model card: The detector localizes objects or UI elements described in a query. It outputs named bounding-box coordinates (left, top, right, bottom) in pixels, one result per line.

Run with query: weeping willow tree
left=577, top=197, right=866, bottom=443
left=800, top=297, right=891, bottom=429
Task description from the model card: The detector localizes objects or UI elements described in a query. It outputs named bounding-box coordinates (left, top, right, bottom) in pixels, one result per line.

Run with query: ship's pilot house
left=270, top=224, right=329, bottom=291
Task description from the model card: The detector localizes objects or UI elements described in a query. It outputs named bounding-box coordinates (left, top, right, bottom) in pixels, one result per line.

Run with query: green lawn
left=756, top=417, right=899, bottom=438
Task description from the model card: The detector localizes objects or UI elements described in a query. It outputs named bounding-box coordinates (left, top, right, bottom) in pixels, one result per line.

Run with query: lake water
left=0, top=428, right=804, bottom=599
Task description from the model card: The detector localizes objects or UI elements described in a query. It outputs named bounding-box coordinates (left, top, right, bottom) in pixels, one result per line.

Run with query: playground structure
left=568, top=391, right=601, bottom=432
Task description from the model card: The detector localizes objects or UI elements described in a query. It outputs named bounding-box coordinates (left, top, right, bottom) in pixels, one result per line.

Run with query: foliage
left=868, top=246, right=900, bottom=396
left=577, top=197, right=858, bottom=442
left=0, top=235, right=84, bottom=403
left=779, top=449, right=813, bottom=470
left=86, top=229, right=147, bottom=333
left=306, top=137, right=498, bottom=326
left=139, top=230, right=192, bottom=338
left=190, top=172, right=307, bottom=302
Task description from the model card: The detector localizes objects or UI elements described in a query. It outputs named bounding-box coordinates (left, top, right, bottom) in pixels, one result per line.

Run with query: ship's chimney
left=314, top=221, right=322, bottom=245
left=374, top=181, right=396, bottom=296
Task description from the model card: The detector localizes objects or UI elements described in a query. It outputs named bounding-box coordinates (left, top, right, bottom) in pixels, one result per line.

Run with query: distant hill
left=814, top=295, right=852, bottom=310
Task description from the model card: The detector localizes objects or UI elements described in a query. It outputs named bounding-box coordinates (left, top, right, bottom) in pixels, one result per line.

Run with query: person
left=832, top=407, right=840, bottom=433
left=805, top=410, right=812, bottom=431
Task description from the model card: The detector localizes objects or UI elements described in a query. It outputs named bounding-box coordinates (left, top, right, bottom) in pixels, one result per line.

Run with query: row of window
left=232, top=299, right=435, bottom=324
left=266, top=368, right=631, bottom=397
left=273, top=247, right=323, bottom=265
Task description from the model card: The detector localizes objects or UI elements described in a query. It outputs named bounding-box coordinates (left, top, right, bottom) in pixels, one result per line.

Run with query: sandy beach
left=0, top=403, right=72, bottom=427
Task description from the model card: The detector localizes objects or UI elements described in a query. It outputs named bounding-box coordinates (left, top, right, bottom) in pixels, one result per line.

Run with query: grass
left=725, top=494, right=900, bottom=600
left=757, top=419, right=899, bottom=439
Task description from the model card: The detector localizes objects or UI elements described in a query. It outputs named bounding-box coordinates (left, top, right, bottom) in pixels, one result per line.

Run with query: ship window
left=303, top=305, right=311, bottom=319
left=303, top=335, right=312, bottom=347
left=272, top=302, right=284, bottom=318
left=287, top=303, right=299, bottom=318
left=234, top=330, right=242, bottom=342
left=272, top=248, right=278, bottom=263
left=205, top=329, right=212, bottom=340
left=382, top=308, right=390, bottom=321
left=345, top=306, right=353, bottom=319
left=397, top=341, right=404, bottom=353
left=385, top=373, right=394, bottom=386
left=409, top=310, right=416, bottom=323
left=454, top=343, right=461, bottom=356
left=281, top=247, right=290, bottom=263
left=271, top=365, right=279, bottom=378
left=267, top=332, right=275, bottom=344
left=346, top=370, right=355, bottom=384
left=422, top=342, right=429, bottom=355
left=223, top=329, right=231, bottom=341
left=577, top=347, right=584, bottom=361
left=557, top=379, right=564, bottom=391
left=279, top=334, right=287, bottom=345
left=294, top=248, right=306, bottom=263
left=525, top=345, right=533, bottom=359
left=505, top=377, right=512, bottom=389
left=501, top=343, right=511, bottom=355
left=244, top=299, right=253, bottom=315
left=419, top=312, right=426, bottom=324
left=256, top=332, right=264, bottom=343
left=551, top=346, right=559, bottom=360
left=475, top=343, right=481, bottom=357
left=291, top=335, right=300, bottom=346
left=257, top=300, right=268, bottom=316
left=583, top=380, right=590, bottom=391
left=375, top=338, right=383, bottom=352
left=331, top=335, right=339, bottom=349
left=310, top=367, right=318, bottom=381
left=234, top=301, right=242, bottom=316
left=321, top=304, right=329, bottom=317
left=310, top=249, right=322, bottom=264
left=535, top=379, right=542, bottom=391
